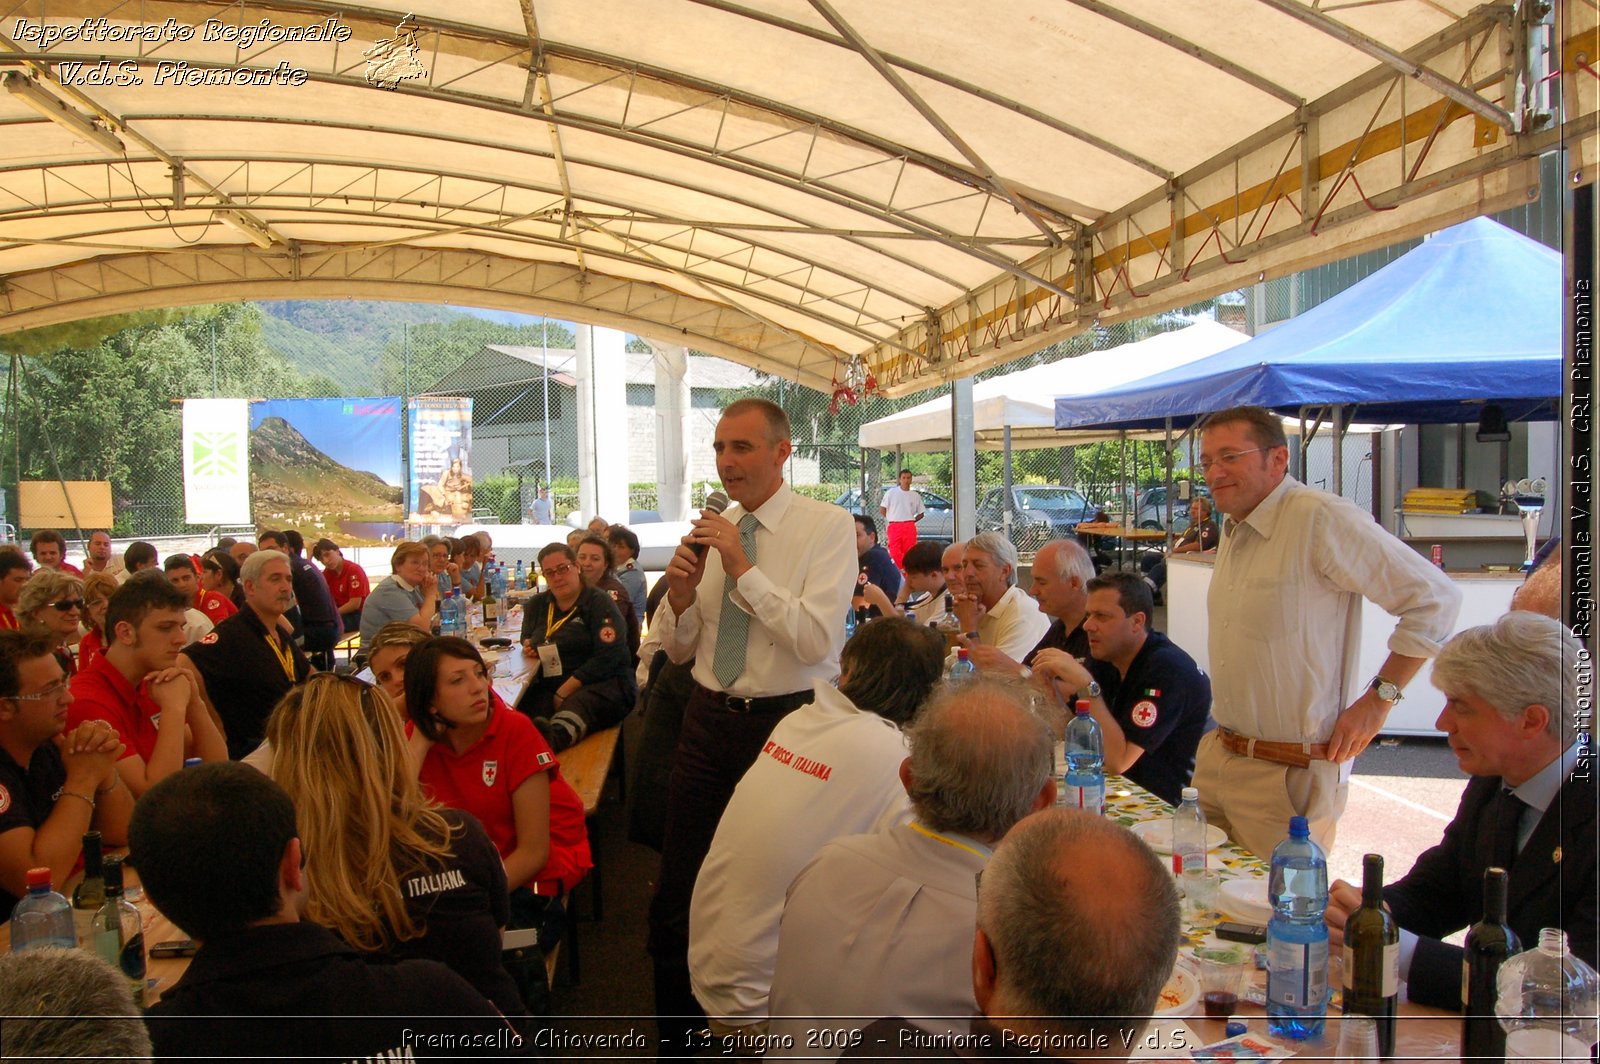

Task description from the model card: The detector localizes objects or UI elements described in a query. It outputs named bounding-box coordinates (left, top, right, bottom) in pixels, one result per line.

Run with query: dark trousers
left=518, top=676, right=635, bottom=752
left=301, top=621, right=340, bottom=671
left=647, top=682, right=812, bottom=1050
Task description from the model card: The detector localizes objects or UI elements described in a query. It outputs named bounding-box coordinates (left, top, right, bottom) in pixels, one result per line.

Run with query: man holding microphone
left=647, top=397, right=857, bottom=1045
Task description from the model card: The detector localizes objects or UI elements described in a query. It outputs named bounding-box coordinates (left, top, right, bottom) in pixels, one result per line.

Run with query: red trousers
left=886, top=520, right=918, bottom=568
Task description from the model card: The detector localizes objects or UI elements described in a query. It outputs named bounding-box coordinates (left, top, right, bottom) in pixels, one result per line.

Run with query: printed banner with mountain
left=249, top=398, right=403, bottom=542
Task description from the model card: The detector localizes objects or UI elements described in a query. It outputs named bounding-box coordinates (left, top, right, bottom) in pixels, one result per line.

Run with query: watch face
left=1374, top=679, right=1400, bottom=701
left=1085, top=680, right=1101, bottom=698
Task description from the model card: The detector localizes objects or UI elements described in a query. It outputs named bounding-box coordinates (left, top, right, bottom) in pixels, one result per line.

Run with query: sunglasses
left=48, top=599, right=84, bottom=612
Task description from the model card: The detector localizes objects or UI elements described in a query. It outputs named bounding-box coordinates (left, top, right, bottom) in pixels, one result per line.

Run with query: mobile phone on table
left=1215, top=921, right=1268, bottom=944
left=150, top=939, right=197, bottom=958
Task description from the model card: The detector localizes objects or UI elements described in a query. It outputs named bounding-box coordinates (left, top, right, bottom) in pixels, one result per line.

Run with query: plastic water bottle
left=1171, top=787, right=1208, bottom=875
left=10, top=868, right=76, bottom=952
left=1062, top=700, right=1105, bottom=815
left=514, top=560, right=527, bottom=591
left=442, top=589, right=466, bottom=636
left=844, top=606, right=858, bottom=641
left=947, top=647, right=976, bottom=683
left=1497, top=928, right=1598, bottom=1063
left=1266, top=815, right=1330, bottom=1040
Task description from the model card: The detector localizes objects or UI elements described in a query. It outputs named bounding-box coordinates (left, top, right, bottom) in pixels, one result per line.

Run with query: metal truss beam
left=0, top=245, right=850, bottom=391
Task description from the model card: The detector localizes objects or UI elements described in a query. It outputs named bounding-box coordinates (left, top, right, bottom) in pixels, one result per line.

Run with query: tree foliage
left=0, top=303, right=340, bottom=535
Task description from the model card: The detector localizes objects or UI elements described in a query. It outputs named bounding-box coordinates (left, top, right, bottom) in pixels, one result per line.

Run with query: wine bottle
left=73, top=830, right=105, bottom=910
left=1462, top=867, right=1520, bottom=1063
left=1342, top=853, right=1398, bottom=1057
left=93, top=856, right=146, bottom=1008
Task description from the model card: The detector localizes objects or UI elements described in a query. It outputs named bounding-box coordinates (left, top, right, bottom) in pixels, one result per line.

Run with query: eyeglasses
left=47, top=599, right=84, bottom=612
left=1197, top=448, right=1264, bottom=472
left=12, top=678, right=71, bottom=702
left=541, top=563, right=575, bottom=579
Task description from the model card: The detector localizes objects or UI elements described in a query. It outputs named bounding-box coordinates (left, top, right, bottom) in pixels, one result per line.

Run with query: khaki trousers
left=1191, top=730, right=1347, bottom=860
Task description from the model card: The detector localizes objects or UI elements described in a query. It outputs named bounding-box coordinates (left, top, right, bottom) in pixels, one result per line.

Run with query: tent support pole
left=1163, top=417, right=1174, bottom=550
left=952, top=378, right=977, bottom=541
left=1002, top=425, right=1014, bottom=541
left=1332, top=405, right=1343, bottom=497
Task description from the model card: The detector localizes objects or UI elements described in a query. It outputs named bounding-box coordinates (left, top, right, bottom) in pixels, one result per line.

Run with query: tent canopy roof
left=860, top=318, right=1246, bottom=450
left=1054, top=218, right=1565, bottom=433
left=0, top=3, right=1587, bottom=394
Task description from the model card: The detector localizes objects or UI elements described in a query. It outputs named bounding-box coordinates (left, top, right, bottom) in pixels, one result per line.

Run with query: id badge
left=537, top=642, right=564, bottom=676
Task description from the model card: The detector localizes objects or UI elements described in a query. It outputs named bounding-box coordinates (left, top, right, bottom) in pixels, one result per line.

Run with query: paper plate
left=1129, top=818, right=1228, bottom=855
left=1155, top=960, right=1200, bottom=1017
left=1218, top=877, right=1272, bottom=924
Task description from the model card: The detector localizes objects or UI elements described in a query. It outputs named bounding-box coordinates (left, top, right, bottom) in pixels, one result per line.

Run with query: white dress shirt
left=689, top=681, right=912, bottom=1021
left=977, top=585, right=1051, bottom=662
left=1207, top=476, right=1460, bottom=743
left=655, top=483, right=857, bottom=697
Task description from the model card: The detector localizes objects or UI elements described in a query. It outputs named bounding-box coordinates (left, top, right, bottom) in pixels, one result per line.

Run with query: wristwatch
left=1369, top=675, right=1403, bottom=703
left=1082, top=679, right=1102, bottom=699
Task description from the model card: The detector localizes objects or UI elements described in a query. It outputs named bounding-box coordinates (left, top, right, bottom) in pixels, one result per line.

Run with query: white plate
left=1129, top=818, right=1228, bottom=855
left=1155, top=960, right=1200, bottom=1017
left=1218, top=877, right=1272, bottom=924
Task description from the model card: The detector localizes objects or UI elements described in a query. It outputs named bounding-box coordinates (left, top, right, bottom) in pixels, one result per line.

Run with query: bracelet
left=54, top=787, right=95, bottom=809
left=95, top=776, right=122, bottom=796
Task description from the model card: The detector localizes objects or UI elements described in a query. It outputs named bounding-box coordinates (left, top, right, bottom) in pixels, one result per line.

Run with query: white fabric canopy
left=859, top=319, right=1248, bottom=451
left=0, top=3, right=1587, bottom=394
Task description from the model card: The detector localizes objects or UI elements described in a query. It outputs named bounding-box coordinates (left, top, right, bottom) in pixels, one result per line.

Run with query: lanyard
left=909, top=821, right=992, bottom=862
left=545, top=600, right=580, bottom=640
left=264, top=631, right=297, bottom=682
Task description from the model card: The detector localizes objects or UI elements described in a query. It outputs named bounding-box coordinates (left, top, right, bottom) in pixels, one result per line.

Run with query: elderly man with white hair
left=1323, top=611, right=1596, bottom=1010
left=951, top=531, right=1050, bottom=663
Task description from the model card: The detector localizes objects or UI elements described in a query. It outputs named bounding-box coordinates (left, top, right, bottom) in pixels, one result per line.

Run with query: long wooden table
left=1104, top=777, right=1459, bottom=1060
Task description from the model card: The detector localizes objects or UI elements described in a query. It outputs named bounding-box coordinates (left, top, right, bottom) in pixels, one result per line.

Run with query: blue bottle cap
left=1288, top=815, right=1309, bottom=837
left=1225, top=1019, right=1247, bottom=1038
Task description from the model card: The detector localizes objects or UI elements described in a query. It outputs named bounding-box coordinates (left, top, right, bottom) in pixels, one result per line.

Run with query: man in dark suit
left=1325, top=611, right=1596, bottom=1011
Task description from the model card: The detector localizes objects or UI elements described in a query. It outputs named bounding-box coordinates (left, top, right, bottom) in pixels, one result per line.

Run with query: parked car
left=833, top=486, right=955, bottom=546
left=1134, top=484, right=1210, bottom=532
left=974, top=485, right=1097, bottom=551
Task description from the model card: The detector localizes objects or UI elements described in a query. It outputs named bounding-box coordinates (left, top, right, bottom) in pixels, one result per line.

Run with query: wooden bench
left=547, top=722, right=626, bottom=986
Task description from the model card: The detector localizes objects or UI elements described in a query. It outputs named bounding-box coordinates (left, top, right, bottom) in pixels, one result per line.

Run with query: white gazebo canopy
left=859, top=319, right=1249, bottom=450
left=1, top=2, right=1588, bottom=395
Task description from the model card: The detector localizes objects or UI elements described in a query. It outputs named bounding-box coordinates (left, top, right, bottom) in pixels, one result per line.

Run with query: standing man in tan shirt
left=1196, top=406, right=1459, bottom=859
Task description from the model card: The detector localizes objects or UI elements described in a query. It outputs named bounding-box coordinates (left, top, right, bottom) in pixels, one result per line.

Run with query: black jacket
left=1384, top=770, right=1597, bottom=1010
left=145, top=922, right=518, bottom=1060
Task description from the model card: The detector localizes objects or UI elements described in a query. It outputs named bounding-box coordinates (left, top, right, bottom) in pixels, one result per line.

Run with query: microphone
left=690, top=491, right=732, bottom=556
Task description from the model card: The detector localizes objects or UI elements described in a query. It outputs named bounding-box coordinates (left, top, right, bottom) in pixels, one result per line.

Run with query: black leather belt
left=693, top=681, right=812, bottom=715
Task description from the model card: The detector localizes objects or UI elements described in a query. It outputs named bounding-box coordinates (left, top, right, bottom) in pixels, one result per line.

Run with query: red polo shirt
left=0, top=605, right=17, bottom=631
left=417, top=696, right=591, bottom=893
left=67, top=654, right=165, bottom=764
left=77, top=628, right=105, bottom=671
left=322, top=561, right=371, bottom=609
left=193, top=588, right=238, bottom=626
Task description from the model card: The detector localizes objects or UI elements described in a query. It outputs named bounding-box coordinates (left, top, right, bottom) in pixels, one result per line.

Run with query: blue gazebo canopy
left=1055, top=217, right=1561, bottom=433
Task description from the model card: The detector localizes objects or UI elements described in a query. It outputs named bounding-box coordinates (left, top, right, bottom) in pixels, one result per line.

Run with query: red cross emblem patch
left=0, top=783, right=10, bottom=815
left=482, top=760, right=498, bottom=786
left=1131, top=700, right=1159, bottom=728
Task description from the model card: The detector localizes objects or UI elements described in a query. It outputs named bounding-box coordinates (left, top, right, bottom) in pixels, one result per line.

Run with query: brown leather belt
left=1216, top=726, right=1329, bottom=769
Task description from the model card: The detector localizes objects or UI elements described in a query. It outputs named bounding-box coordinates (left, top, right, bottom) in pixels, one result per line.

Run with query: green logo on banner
left=191, top=431, right=240, bottom=479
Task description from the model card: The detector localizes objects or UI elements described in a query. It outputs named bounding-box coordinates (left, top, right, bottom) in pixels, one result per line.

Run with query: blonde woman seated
left=367, top=621, right=432, bottom=709
left=266, top=674, right=526, bottom=1020
left=17, top=569, right=84, bottom=677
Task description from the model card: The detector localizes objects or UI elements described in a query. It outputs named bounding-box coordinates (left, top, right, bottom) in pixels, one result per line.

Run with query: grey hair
left=978, top=810, right=1180, bottom=1040
left=1431, top=611, right=1585, bottom=746
left=17, top=569, right=84, bottom=634
left=966, top=531, right=1019, bottom=587
left=240, top=548, right=289, bottom=588
left=1041, top=538, right=1094, bottom=586
left=0, top=948, right=152, bottom=1061
left=904, top=677, right=1053, bottom=840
